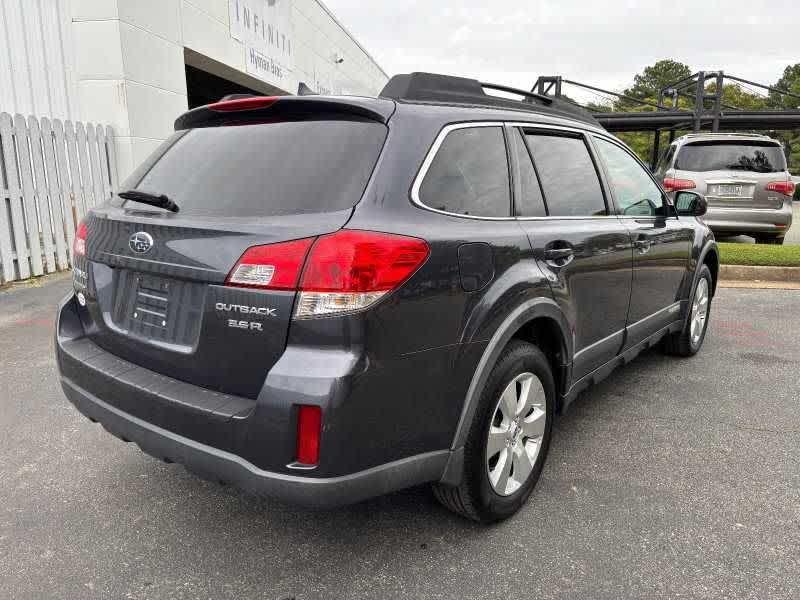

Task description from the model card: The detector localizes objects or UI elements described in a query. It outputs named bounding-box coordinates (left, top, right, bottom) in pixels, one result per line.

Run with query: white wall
left=0, top=0, right=78, bottom=121
left=2, top=0, right=388, bottom=181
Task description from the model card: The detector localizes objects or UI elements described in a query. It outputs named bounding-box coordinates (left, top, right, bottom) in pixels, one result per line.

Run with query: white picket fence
left=0, top=112, right=117, bottom=283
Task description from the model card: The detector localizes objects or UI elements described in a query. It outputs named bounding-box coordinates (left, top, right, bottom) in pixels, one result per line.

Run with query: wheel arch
left=702, top=244, right=719, bottom=296
left=447, top=298, right=571, bottom=450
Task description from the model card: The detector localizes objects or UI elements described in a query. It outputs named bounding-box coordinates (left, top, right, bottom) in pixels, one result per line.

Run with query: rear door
left=673, top=140, right=789, bottom=210
left=591, top=135, right=693, bottom=347
left=512, top=126, right=633, bottom=381
left=77, top=118, right=387, bottom=398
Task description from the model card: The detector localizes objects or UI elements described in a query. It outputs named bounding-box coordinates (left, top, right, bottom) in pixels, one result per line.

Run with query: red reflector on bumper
left=296, top=405, right=322, bottom=465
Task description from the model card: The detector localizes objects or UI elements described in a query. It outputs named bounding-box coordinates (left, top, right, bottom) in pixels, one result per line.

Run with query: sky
left=324, top=0, right=799, bottom=104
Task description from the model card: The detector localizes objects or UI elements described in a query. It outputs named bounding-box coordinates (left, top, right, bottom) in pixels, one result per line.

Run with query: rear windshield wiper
left=118, top=189, right=179, bottom=213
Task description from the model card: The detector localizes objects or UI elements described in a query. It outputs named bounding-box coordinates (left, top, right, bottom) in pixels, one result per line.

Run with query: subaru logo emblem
left=129, top=231, right=154, bottom=254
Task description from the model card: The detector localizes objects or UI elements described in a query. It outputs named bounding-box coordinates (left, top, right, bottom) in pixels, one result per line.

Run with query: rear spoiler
left=174, top=95, right=395, bottom=130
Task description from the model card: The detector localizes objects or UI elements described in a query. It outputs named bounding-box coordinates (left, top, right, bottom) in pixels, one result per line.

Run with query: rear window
left=117, top=119, right=387, bottom=217
left=675, top=141, right=786, bottom=173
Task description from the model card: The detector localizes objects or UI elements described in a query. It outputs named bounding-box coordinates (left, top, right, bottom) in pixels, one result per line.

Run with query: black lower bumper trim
left=61, top=377, right=450, bottom=509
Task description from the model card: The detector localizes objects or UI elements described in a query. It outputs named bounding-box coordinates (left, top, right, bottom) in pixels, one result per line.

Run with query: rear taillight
left=766, top=181, right=795, bottom=196
left=663, top=178, right=696, bottom=193
left=227, top=230, right=430, bottom=318
left=73, top=220, right=87, bottom=257
left=295, top=230, right=430, bottom=318
left=295, top=405, right=322, bottom=465
left=226, top=238, right=314, bottom=290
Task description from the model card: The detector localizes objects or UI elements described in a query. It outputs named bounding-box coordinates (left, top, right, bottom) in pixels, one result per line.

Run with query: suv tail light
left=663, top=178, right=696, bottom=192
left=296, top=230, right=430, bottom=318
left=766, top=181, right=795, bottom=196
left=73, top=220, right=87, bottom=257
left=226, top=230, right=430, bottom=318
left=227, top=238, right=314, bottom=290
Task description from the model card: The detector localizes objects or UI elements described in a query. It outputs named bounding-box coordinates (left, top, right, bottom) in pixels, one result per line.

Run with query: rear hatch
left=77, top=113, right=388, bottom=399
left=673, top=139, right=788, bottom=209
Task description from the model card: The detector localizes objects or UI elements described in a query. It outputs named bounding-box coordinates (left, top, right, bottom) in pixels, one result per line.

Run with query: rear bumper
left=703, top=202, right=792, bottom=236
left=56, top=293, right=451, bottom=508
left=60, top=377, right=448, bottom=508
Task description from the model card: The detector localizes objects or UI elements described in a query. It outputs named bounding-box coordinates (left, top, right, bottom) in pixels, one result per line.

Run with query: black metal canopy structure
left=532, top=71, right=800, bottom=168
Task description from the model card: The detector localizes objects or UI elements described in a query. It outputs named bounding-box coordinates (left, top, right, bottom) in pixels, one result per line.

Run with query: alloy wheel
left=690, top=278, right=709, bottom=346
left=486, top=372, right=547, bottom=496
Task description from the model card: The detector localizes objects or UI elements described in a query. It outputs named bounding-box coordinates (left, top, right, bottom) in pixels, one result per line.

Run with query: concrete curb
left=720, top=264, right=800, bottom=283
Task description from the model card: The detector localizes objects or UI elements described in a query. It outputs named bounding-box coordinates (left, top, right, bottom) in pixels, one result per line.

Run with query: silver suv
left=655, top=133, right=795, bottom=244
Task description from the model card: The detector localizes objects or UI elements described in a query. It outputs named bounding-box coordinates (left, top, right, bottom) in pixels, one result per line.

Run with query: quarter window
left=524, top=133, right=606, bottom=217
left=594, top=137, right=667, bottom=217
left=418, top=126, right=511, bottom=217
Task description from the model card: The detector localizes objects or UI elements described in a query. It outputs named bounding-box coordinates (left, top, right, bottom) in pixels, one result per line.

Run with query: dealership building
left=0, top=0, right=388, bottom=180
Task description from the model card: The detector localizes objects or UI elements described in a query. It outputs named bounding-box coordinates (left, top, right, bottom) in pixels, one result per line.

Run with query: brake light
left=766, top=181, right=795, bottom=196
left=73, top=220, right=87, bottom=257
left=208, top=96, right=279, bottom=112
left=226, top=238, right=314, bottom=290
left=663, top=178, right=696, bottom=192
left=295, top=405, right=322, bottom=465
left=225, top=230, right=430, bottom=318
left=295, top=230, right=430, bottom=318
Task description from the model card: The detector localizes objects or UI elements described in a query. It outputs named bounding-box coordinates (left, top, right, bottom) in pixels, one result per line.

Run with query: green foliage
left=718, top=242, right=800, bottom=267
left=624, top=59, right=692, bottom=101
left=602, top=60, right=800, bottom=169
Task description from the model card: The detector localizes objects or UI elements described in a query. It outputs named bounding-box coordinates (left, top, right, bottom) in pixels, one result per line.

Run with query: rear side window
left=675, top=141, right=786, bottom=173
left=418, top=126, right=511, bottom=217
left=524, top=133, right=606, bottom=217
left=118, top=119, right=387, bottom=217
left=511, top=129, right=547, bottom=217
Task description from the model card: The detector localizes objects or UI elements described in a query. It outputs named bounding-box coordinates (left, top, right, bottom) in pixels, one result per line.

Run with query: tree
left=624, top=59, right=692, bottom=101
left=769, top=64, right=800, bottom=110
left=768, top=64, right=800, bottom=173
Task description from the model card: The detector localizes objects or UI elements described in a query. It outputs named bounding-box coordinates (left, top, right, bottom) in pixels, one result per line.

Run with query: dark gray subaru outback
left=56, top=73, right=718, bottom=522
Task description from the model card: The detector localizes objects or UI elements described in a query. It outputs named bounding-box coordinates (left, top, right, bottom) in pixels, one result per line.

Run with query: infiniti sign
left=129, top=232, right=154, bottom=254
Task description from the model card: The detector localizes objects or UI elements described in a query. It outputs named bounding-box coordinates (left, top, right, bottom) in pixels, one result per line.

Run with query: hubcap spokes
left=486, top=372, right=546, bottom=496
left=691, top=278, right=709, bottom=345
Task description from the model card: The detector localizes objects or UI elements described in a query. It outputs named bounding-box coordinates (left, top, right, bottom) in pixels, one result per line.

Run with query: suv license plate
left=718, top=184, right=743, bottom=196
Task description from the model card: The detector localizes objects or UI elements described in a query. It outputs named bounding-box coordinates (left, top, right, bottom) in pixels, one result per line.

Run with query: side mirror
left=675, top=191, right=707, bottom=217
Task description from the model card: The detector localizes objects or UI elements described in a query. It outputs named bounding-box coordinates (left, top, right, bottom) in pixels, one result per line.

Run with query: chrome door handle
left=543, top=248, right=574, bottom=261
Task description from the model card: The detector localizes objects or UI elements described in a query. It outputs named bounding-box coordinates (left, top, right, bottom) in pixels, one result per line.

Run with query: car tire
left=432, top=340, right=554, bottom=523
left=662, top=264, right=713, bottom=357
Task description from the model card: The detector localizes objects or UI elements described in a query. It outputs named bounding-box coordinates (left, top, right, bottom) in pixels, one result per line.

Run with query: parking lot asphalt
left=2, top=274, right=799, bottom=600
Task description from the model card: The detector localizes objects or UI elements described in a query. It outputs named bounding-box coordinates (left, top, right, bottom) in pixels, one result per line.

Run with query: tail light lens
left=73, top=220, right=87, bottom=257
left=663, top=178, right=696, bottom=193
left=766, top=181, right=795, bottom=196
left=295, top=230, right=430, bottom=318
left=227, top=230, right=430, bottom=318
left=226, top=238, right=314, bottom=290
left=295, top=405, right=322, bottom=465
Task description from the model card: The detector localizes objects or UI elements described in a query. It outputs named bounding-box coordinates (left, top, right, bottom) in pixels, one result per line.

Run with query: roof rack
left=379, top=72, right=600, bottom=127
